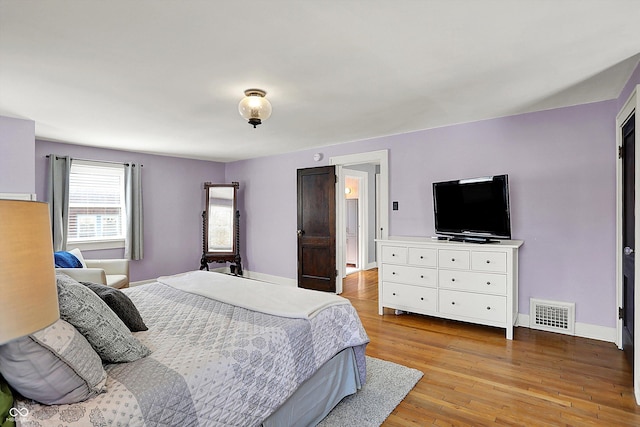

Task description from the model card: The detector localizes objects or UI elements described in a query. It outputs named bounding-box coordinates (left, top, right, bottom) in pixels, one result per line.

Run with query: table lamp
left=0, top=200, right=59, bottom=345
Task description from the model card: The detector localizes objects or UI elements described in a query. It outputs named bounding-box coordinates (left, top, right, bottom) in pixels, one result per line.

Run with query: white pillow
left=68, top=247, right=87, bottom=268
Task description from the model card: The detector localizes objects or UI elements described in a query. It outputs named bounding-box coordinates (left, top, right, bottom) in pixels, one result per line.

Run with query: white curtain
left=47, top=154, right=71, bottom=251
left=124, top=163, right=144, bottom=260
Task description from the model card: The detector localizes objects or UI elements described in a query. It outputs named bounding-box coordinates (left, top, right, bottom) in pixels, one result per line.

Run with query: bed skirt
left=262, top=345, right=363, bottom=427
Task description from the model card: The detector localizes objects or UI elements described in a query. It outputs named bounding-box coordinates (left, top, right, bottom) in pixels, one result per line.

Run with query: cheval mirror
left=200, top=182, right=242, bottom=275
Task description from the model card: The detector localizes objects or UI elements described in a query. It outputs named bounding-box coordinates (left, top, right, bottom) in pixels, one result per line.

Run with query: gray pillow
left=80, top=281, right=148, bottom=332
left=0, top=319, right=107, bottom=405
left=56, top=272, right=151, bottom=363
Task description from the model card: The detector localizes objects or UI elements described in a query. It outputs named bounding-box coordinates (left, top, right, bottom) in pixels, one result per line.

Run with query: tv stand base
left=448, top=236, right=499, bottom=244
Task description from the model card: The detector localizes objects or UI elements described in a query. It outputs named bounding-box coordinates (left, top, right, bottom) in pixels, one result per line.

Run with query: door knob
left=624, top=246, right=634, bottom=256
left=297, top=230, right=304, bottom=237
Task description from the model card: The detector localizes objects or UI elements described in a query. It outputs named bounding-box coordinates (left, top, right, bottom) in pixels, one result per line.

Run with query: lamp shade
left=238, top=89, right=272, bottom=128
left=0, top=200, right=59, bottom=345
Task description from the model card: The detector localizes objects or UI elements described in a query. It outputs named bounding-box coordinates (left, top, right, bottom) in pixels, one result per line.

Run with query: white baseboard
left=517, top=313, right=616, bottom=343
left=574, top=322, right=617, bottom=342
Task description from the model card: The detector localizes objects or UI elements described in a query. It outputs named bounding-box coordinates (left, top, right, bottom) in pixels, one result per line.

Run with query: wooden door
left=622, top=113, right=636, bottom=368
left=297, top=166, right=336, bottom=292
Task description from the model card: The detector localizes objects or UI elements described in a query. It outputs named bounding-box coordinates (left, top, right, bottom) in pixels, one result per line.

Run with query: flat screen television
left=433, top=174, right=511, bottom=243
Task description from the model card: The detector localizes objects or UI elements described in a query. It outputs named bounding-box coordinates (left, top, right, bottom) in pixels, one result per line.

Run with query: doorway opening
left=344, top=170, right=367, bottom=276
left=331, top=150, right=389, bottom=294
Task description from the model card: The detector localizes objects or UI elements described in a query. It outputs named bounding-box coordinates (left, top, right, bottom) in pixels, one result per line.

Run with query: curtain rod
left=45, top=155, right=143, bottom=167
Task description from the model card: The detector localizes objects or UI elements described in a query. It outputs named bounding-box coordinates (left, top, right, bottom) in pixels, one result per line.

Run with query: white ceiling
left=1, top=1, right=639, bottom=162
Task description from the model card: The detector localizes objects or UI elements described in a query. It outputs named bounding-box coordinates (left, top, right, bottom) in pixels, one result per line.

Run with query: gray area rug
left=317, top=356, right=423, bottom=427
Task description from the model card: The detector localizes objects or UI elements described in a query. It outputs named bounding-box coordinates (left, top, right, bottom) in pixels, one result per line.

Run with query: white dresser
left=377, top=237, right=523, bottom=339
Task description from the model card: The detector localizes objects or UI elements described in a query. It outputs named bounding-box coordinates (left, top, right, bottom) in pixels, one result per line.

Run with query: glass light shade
left=238, top=93, right=272, bottom=122
left=0, top=200, right=59, bottom=344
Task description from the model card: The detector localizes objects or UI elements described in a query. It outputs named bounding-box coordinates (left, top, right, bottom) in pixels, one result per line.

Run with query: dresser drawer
left=382, top=264, right=436, bottom=287
left=438, top=270, right=507, bottom=295
left=438, top=249, right=470, bottom=270
left=408, top=247, right=437, bottom=267
left=381, top=246, right=407, bottom=264
left=439, top=290, right=506, bottom=323
left=471, top=251, right=507, bottom=273
left=378, top=238, right=521, bottom=339
left=382, top=283, right=437, bottom=313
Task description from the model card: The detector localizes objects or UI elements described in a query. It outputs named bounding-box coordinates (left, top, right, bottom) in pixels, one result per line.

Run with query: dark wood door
left=622, top=113, right=635, bottom=369
left=297, top=166, right=336, bottom=292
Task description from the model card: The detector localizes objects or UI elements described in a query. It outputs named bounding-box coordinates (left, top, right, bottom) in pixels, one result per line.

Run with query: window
left=67, top=161, right=125, bottom=249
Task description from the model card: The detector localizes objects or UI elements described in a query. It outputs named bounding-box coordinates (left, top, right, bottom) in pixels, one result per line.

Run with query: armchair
left=56, top=249, right=129, bottom=289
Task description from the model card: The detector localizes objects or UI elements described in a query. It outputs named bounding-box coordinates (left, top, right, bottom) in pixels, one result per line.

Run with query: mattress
left=14, top=273, right=369, bottom=426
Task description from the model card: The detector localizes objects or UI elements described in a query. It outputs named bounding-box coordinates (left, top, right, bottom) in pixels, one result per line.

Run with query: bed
left=3, top=270, right=369, bottom=426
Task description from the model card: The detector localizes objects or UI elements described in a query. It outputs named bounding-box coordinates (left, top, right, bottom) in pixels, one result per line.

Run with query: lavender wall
left=35, top=140, right=225, bottom=282
left=227, top=100, right=618, bottom=328
left=10, top=59, right=638, bottom=330
left=0, top=116, right=35, bottom=194
left=391, top=102, right=617, bottom=328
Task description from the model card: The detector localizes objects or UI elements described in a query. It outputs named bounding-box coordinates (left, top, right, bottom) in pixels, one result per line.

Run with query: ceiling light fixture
left=238, top=89, right=272, bottom=128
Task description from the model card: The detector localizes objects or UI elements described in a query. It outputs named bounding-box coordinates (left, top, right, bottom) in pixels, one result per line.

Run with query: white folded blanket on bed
left=157, top=270, right=349, bottom=319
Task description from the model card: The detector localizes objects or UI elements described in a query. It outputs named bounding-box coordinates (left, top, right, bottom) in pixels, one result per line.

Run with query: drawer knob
left=486, top=281, right=491, bottom=285
left=392, top=272, right=396, bottom=275
left=451, top=258, right=455, bottom=262
left=420, top=297, right=424, bottom=301
left=451, top=301, right=456, bottom=305
left=420, top=275, right=424, bottom=279
left=392, top=253, right=396, bottom=256
left=486, top=306, right=491, bottom=310
left=486, top=260, right=491, bottom=264
left=392, top=292, right=396, bottom=296
left=451, top=278, right=455, bottom=282
left=420, top=256, right=424, bottom=259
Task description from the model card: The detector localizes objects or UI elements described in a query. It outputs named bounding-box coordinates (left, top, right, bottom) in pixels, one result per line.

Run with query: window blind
left=67, top=162, right=125, bottom=243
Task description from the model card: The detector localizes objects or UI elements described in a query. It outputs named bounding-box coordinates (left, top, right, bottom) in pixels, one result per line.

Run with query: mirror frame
left=200, top=182, right=242, bottom=274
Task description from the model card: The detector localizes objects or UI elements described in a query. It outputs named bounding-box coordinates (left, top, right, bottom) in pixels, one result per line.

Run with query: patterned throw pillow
left=56, top=272, right=151, bottom=363
left=80, top=281, right=148, bottom=332
left=0, top=319, right=107, bottom=405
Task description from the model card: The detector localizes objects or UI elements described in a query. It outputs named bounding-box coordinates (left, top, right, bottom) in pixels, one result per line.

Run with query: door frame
left=344, top=169, right=368, bottom=272
left=616, top=85, right=638, bottom=403
left=331, top=150, right=389, bottom=293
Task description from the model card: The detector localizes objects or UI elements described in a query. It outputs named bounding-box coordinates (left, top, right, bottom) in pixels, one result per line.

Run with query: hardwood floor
left=342, top=269, right=640, bottom=426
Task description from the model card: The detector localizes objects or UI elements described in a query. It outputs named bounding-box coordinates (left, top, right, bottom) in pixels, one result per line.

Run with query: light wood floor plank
left=342, top=269, right=640, bottom=426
